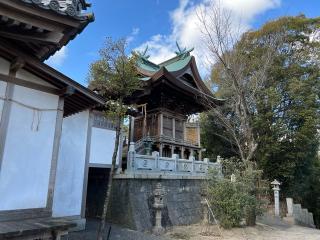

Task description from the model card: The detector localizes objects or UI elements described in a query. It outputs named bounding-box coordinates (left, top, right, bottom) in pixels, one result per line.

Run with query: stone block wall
left=292, top=203, right=315, bottom=228
left=107, top=178, right=205, bottom=232
left=285, top=198, right=315, bottom=228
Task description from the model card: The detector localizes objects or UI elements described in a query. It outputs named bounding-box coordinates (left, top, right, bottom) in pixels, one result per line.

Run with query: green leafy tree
left=88, top=38, right=140, bottom=239
left=202, top=15, right=320, bottom=226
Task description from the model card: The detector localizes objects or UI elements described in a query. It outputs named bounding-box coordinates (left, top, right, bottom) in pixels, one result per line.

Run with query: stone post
left=230, top=174, right=236, bottom=183
left=152, top=151, right=160, bottom=170
left=286, top=198, right=293, bottom=217
left=172, top=154, right=178, bottom=172
left=153, top=182, right=165, bottom=235
left=127, top=142, right=136, bottom=172
left=271, top=179, right=281, bottom=217
left=203, top=158, right=209, bottom=173
left=189, top=156, right=195, bottom=173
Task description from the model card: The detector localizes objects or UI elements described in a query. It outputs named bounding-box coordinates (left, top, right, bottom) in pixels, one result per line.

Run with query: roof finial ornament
left=175, top=41, right=194, bottom=58
left=137, top=45, right=150, bottom=60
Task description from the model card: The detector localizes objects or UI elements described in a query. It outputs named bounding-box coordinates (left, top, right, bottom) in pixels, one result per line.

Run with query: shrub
left=206, top=160, right=268, bottom=228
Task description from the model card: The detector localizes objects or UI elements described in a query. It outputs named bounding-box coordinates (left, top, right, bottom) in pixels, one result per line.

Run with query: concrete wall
left=0, top=85, right=58, bottom=210
left=108, top=178, right=204, bottom=232
left=89, top=127, right=119, bottom=165
left=53, top=111, right=89, bottom=217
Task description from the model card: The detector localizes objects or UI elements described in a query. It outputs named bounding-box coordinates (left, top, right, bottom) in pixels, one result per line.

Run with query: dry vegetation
left=165, top=223, right=320, bottom=240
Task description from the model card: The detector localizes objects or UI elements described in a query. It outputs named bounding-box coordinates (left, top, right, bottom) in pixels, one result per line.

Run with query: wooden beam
left=59, top=86, right=76, bottom=97
left=0, top=208, right=50, bottom=222
left=0, top=73, right=60, bottom=95
left=0, top=30, right=63, bottom=45
left=9, top=57, right=25, bottom=72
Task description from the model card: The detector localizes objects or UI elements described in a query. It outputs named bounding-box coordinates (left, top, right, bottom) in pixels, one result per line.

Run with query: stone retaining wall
left=107, top=178, right=205, bottom=232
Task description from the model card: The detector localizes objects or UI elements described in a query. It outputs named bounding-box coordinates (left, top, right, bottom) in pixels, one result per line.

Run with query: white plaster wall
left=53, top=110, right=89, bottom=217
left=0, top=85, right=58, bottom=210
left=0, top=57, right=10, bottom=120
left=89, top=127, right=119, bottom=165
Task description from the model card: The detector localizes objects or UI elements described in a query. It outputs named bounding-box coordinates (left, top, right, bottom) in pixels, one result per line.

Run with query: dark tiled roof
left=20, top=0, right=93, bottom=20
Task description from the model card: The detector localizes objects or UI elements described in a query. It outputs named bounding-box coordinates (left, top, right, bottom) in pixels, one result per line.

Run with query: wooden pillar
left=81, top=111, right=93, bottom=217
left=190, top=149, right=194, bottom=160
left=129, top=116, right=135, bottom=142
left=172, top=118, right=175, bottom=139
left=0, top=82, right=14, bottom=172
left=183, top=121, right=186, bottom=141
left=171, top=145, right=174, bottom=158
left=181, top=146, right=185, bottom=159
left=159, top=113, right=163, bottom=136
left=197, top=123, right=201, bottom=147
left=117, top=129, right=124, bottom=172
left=46, top=96, right=64, bottom=210
left=0, top=60, right=23, bottom=171
left=159, top=143, right=163, bottom=157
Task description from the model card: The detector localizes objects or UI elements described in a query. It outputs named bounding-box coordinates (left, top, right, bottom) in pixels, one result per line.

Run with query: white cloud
left=136, top=0, right=282, bottom=76
left=127, top=27, right=140, bottom=44
left=45, top=46, right=68, bottom=67
left=222, top=0, right=281, bottom=20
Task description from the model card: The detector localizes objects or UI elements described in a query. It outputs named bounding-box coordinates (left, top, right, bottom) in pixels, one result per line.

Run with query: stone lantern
left=152, top=182, right=165, bottom=235
left=143, top=134, right=153, bottom=155
left=271, top=179, right=281, bottom=217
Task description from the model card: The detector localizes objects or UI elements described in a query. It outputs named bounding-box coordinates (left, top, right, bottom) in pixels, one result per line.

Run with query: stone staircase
left=284, top=198, right=315, bottom=228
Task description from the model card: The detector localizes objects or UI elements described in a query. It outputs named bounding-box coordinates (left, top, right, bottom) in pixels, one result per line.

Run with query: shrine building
left=127, top=47, right=223, bottom=161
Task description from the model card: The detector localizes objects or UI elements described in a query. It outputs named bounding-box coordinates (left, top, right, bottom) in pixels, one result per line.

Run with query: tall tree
left=88, top=38, right=140, bottom=239
left=250, top=16, right=320, bottom=221
left=197, top=2, right=280, bottom=165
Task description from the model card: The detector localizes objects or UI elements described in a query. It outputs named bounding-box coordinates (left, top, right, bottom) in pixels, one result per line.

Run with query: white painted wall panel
left=53, top=111, right=89, bottom=217
left=89, top=127, right=119, bottom=165
left=0, top=85, right=58, bottom=210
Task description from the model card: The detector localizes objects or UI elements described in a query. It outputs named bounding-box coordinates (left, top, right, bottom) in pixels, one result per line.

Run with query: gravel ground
left=62, top=219, right=170, bottom=240
left=63, top=219, right=320, bottom=240
left=165, top=223, right=320, bottom=240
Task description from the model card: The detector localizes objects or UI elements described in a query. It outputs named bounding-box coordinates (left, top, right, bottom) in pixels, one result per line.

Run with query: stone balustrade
left=126, top=142, right=221, bottom=177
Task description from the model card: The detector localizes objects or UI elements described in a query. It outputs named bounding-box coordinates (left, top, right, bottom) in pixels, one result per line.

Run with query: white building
left=0, top=0, right=120, bottom=232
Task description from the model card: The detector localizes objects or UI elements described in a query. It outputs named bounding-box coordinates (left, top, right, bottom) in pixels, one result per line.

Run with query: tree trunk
left=245, top=207, right=256, bottom=226
left=97, top=117, right=121, bottom=240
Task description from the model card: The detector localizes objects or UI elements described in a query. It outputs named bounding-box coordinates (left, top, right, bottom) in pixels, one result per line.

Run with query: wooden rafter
left=0, top=30, right=63, bottom=45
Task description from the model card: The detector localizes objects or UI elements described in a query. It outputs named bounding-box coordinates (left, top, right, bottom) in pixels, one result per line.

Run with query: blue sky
left=46, top=0, right=320, bottom=86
